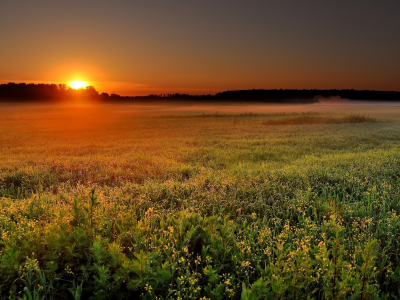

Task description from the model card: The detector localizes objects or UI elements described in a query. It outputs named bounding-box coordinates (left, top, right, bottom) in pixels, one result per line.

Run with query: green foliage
left=1, top=108, right=400, bottom=299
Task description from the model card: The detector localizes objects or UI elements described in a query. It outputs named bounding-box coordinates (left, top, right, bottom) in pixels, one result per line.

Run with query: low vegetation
left=262, top=114, right=377, bottom=125
left=1, top=105, right=400, bottom=299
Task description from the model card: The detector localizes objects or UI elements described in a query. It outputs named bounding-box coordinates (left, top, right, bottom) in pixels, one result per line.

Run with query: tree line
left=0, top=83, right=99, bottom=102
left=1, top=83, right=400, bottom=103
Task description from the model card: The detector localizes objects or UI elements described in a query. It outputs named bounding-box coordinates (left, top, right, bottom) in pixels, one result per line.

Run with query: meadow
left=1, top=102, right=400, bottom=299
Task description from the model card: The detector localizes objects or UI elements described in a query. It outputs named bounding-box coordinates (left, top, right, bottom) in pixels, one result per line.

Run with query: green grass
left=1, top=105, right=400, bottom=299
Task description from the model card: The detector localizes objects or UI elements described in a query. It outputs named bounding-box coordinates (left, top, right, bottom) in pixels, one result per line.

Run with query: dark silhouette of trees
left=0, top=83, right=399, bottom=103
left=101, top=89, right=400, bottom=103
left=100, top=92, right=110, bottom=100
left=0, top=83, right=99, bottom=102
left=212, top=89, right=400, bottom=102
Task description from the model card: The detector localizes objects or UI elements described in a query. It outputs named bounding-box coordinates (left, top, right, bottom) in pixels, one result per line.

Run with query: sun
left=69, top=80, right=88, bottom=89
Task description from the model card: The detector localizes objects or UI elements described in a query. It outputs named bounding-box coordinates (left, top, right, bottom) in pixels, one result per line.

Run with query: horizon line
left=2, top=82, right=400, bottom=97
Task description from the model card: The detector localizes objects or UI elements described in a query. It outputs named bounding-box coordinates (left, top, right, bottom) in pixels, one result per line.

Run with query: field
left=1, top=102, right=400, bottom=299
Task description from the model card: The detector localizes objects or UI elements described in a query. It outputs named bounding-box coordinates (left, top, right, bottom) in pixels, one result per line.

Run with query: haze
left=2, top=102, right=400, bottom=122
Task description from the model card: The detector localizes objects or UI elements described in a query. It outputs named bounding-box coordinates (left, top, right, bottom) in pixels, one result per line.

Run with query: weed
left=1, top=107, right=400, bottom=298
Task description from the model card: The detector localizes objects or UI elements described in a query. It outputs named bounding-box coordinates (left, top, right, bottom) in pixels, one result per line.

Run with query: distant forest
left=1, top=82, right=400, bottom=103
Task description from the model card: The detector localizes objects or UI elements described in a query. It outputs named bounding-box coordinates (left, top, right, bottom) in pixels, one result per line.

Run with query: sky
left=1, top=0, right=399, bottom=96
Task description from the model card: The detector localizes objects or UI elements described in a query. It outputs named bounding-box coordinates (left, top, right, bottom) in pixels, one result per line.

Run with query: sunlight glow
left=69, top=80, right=88, bottom=89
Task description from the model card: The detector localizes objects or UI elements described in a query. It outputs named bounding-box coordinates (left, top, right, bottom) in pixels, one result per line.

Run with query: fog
left=1, top=100, right=400, bottom=122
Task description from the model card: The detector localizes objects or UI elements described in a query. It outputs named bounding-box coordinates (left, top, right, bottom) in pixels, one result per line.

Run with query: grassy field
left=1, top=103, right=400, bottom=299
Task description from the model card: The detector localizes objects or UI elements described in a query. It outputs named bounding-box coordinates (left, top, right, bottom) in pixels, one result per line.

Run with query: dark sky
left=1, top=0, right=399, bottom=95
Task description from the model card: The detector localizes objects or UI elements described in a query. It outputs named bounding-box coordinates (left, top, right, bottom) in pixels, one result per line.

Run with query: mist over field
left=2, top=101, right=400, bottom=298
left=2, top=0, right=400, bottom=297
left=2, top=100, right=400, bottom=119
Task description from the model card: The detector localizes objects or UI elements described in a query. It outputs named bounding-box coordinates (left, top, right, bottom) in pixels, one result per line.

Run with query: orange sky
left=1, top=1, right=399, bottom=96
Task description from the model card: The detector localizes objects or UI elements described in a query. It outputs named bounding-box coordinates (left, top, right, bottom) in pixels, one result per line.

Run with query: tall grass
left=1, top=108, right=400, bottom=299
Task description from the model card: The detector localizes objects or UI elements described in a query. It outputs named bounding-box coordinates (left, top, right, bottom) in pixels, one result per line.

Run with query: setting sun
left=69, top=80, right=88, bottom=89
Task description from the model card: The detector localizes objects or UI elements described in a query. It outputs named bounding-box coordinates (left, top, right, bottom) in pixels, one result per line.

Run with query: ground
left=1, top=102, right=400, bottom=299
